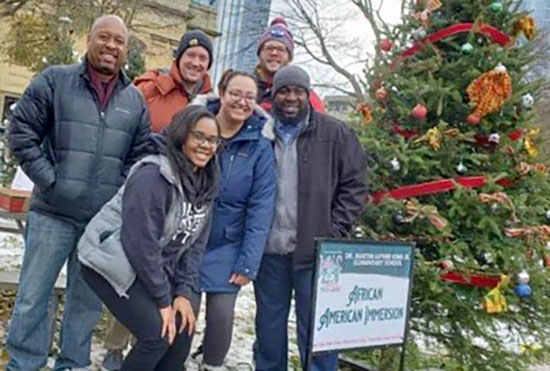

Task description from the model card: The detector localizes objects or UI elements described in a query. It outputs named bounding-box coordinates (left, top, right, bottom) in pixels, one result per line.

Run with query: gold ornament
left=483, top=275, right=509, bottom=314
left=413, top=127, right=473, bottom=150
left=466, top=65, right=512, bottom=119
left=523, top=128, right=539, bottom=157
left=514, top=16, right=536, bottom=40
left=356, top=103, right=373, bottom=124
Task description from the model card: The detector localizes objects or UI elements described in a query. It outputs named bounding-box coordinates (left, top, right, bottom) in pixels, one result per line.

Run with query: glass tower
left=212, top=0, right=273, bottom=85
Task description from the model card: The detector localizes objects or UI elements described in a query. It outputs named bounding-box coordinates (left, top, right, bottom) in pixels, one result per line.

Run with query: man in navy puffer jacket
left=6, top=15, right=150, bottom=371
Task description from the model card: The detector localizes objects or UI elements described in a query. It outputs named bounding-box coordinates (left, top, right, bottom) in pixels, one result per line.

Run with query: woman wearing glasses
left=78, top=105, right=221, bottom=371
left=192, top=69, right=277, bottom=370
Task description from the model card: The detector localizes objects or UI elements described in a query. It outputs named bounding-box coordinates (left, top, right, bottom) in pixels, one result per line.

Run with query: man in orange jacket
left=254, top=17, right=326, bottom=113
left=134, top=29, right=214, bottom=132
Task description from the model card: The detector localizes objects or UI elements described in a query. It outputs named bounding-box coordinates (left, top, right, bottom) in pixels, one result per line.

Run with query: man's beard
left=274, top=104, right=309, bottom=125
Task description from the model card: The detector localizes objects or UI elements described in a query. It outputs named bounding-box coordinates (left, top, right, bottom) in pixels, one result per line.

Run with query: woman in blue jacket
left=192, top=70, right=277, bottom=370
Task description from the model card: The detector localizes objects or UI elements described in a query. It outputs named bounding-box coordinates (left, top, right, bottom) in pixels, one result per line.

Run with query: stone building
left=0, top=0, right=218, bottom=125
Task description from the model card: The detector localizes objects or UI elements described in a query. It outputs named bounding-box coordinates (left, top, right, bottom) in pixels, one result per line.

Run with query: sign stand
left=306, top=239, right=415, bottom=371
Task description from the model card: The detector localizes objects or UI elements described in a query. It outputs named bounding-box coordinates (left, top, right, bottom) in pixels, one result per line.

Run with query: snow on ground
left=0, top=230, right=299, bottom=370
left=0, top=229, right=548, bottom=370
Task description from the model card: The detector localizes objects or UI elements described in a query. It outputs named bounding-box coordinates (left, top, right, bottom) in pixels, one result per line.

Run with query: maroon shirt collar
left=88, top=64, right=119, bottom=110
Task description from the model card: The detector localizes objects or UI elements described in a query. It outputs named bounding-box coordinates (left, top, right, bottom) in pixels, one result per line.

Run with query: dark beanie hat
left=257, top=17, right=295, bottom=59
left=173, top=30, right=213, bottom=69
left=272, top=65, right=311, bottom=96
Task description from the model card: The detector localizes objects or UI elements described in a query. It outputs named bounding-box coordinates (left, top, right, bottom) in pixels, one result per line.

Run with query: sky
left=269, top=0, right=404, bottom=97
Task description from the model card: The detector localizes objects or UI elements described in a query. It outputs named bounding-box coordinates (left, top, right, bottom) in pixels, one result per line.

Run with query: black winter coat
left=8, top=61, right=151, bottom=224
left=293, top=111, right=367, bottom=269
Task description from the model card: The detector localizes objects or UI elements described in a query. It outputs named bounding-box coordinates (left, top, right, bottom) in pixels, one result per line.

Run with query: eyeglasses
left=263, top=44, right=287, bottom=54
left=226, top=90, right=256, bottom=104
left=189, top=130, right=221, bottom=147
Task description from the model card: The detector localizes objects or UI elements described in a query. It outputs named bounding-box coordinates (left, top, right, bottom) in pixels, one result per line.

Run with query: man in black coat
left=6, top=15, right=150, bottom=370
left=253, top=65, right=367, bottom=371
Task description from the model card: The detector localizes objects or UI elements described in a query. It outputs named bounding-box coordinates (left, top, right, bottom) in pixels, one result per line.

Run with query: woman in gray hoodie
left=78, top=105, right=220, bottom=371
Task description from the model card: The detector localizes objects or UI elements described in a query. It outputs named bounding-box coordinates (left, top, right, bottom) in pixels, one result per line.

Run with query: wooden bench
left=0, top=209, right=26, bottom=234
left=0, top=270, right=66, bottom=353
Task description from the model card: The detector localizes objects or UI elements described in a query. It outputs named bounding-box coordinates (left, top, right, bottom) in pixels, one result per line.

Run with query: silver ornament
left=488, top=133, right=501, bottom=144
left=414, top=28, right=427, bottom=40
left=546, top=209, right=550, bottom=220
left=494, top=63, right=507, bottom=73
left=456, top=162, right=467, bottom=174
left=517, top=270, right=530, bottom=284
left=390, top=157, right=401, bottom=171
left=521, top=93, right=534, bottom=109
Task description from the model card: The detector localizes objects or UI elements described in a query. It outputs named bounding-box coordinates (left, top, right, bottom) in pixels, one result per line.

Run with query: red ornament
left=380, top=39, right=393, bottom=52
left=467, top=114, right=480, bottom=125
left=412, top=104, right=428, bottom=119
left=544, top=256, right=550, bottom=268
left=375, top=87, right=388, bottom=101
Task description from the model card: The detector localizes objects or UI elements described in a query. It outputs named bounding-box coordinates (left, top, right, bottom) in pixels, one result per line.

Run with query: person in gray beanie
left=253, top=65, right=368, bottom=371
left=271, top=65, right=311, bottom=126
left=272, top=65, right=311, bottom=96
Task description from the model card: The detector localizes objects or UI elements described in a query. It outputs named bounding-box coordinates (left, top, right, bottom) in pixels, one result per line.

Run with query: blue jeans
left=253, top=254, right=338, bottom=371
left=6, top=211, right=103, bottom=371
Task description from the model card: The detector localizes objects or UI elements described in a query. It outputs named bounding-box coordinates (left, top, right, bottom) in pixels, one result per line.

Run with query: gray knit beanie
left=272, top=65, right=311, bottom=97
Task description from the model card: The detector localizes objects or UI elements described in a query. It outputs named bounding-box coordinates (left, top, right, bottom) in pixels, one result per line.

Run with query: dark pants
left=82, top=266, right=199, bottom=371
left=202, top=292, right=238, bottom=367
left=253, top=254, right=338, bottom=371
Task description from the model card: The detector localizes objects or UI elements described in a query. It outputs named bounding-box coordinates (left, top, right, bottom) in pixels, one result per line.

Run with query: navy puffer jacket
left=9, top=61, right=151, bottom=224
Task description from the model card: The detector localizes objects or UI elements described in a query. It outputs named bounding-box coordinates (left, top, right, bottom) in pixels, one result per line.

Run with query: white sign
left=311, top=241, right=414, bottom=353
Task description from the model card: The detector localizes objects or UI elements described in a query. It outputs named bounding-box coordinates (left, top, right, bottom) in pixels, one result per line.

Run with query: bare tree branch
left=284, top=0, right=367, bottom=101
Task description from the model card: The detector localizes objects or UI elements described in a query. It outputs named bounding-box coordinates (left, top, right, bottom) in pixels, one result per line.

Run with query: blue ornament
left=514, top=283, right=532, bottom=298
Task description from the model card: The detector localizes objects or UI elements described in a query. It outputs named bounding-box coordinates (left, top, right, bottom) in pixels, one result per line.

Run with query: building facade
left=324, top=95, right=356, bottom=122
left=0, top=0, right=218, bottom=125
left=211, top=0, right=273, bottom=84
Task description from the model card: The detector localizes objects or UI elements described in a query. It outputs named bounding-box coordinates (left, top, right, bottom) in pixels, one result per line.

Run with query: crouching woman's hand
left=173, top=296, right=196, bottom=336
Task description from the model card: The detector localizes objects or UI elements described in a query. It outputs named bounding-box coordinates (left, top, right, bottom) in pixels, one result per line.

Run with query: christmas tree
left=356, top=0, right=550, bottom=369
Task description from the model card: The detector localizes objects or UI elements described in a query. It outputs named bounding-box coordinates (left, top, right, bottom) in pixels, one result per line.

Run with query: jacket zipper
left=88, top=85, right=109, bottom=207
left=225, top=153, right=236, bottom=184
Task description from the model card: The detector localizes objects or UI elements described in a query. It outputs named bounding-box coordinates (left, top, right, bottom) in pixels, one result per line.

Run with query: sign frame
left=306, top=238, right=415, bottom=370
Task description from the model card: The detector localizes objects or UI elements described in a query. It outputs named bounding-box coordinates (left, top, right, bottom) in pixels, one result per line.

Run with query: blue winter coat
left=192, top=96, right=277, bottom=293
